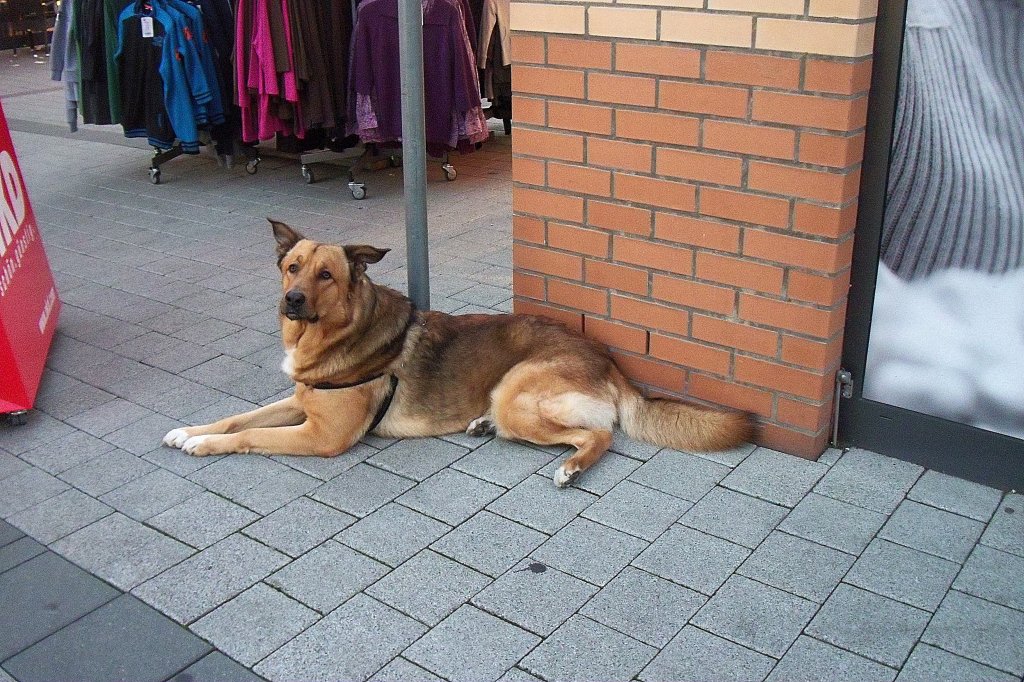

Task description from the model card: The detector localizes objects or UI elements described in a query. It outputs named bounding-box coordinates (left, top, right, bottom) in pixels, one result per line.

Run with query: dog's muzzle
left=281, top=290, right=317, bottom=321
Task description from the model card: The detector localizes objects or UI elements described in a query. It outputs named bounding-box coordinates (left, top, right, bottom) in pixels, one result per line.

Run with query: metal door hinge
left=831, top=369, right=854, bottom=446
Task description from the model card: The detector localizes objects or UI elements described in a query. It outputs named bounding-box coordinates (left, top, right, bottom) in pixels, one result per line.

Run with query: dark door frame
left=837, top=0, right=1024, bottom=491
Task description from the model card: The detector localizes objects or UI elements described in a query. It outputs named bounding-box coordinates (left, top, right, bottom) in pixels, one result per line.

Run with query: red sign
left=0, top=99, right=60, bottom=414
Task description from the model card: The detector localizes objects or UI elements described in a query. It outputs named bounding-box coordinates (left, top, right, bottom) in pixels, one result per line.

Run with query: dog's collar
left=304, top=304, right=417, bottom=433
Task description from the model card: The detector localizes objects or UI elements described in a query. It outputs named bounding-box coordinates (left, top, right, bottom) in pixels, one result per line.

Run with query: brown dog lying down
left=163, top=220, right=752, bottom=487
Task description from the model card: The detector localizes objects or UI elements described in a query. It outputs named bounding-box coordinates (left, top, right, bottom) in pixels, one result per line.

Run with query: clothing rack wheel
left=301, top=164, right=316, bottom=184
left=442, top=162, right=457, bottom=182
left=245, top=157, right=260, bottom=175
left=149, top=146, right=184, bottom=185
left=349, top=181, right=367, bottom=200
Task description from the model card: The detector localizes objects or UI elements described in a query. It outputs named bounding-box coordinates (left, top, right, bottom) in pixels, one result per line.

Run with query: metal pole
left=397, top=0, right=430, bottom=310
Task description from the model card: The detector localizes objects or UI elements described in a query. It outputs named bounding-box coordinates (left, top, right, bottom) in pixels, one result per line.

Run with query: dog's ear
left=269, top=219, right=304, bottom=265
left=343, top=245, right=390, bottom=280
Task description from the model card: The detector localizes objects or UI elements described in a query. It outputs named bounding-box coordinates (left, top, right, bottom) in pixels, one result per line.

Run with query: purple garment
left=349, top=0, right=486, bottom=154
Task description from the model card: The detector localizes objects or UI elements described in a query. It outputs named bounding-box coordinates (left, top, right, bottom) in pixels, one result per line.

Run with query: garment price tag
left=141, top=17, right=154, bottom=38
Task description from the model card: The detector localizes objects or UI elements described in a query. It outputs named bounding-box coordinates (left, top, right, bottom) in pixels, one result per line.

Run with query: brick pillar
left=509, top=1, right=876, bottom=458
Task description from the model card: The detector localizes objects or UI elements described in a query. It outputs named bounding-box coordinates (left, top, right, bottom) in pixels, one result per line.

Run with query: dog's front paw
left=163, top=428, right=192, bottom=449
left=182, top=434, right=228, bottom=457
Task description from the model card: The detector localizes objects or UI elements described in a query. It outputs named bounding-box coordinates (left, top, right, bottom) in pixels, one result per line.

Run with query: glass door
left=839, top=0, right=1024, bottom=490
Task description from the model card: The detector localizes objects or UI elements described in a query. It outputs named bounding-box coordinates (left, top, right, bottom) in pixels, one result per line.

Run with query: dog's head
left=270, top=219, right=389, bottom=323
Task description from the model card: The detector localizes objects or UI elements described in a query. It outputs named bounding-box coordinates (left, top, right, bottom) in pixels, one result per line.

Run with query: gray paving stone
left=255, top=593, right=426, bottom=682
left=486, top=474, right=596, bottom=534
left=58, top=448, right=157, bottom=496
left=539, top=450, right=640, bottom=495
left=895, top=643, right=1017, bottom=682
left=142, top=446, right=222, bottom=477
left=400, top=468, right=506, bottom=525
left=521, top=614, right=656, bottom=682
left=181, top=355, right=291, bottom=402
left=168, top=652, right=267, bottom=682
left=4, top=594, right=211, bottom=682
left=0, top=466, right=70, bottom=516
left=807, top=584, right=930, bottom=668
left=311, top=463, right=416, bottom=517
left=243, top=496, right=355, bottom=557
left=368, top=549, right=491, bottom=626
left=0, top=552, right=119, bottom=661
left=51, top=513, right=193, bottom=591
left=814, top=449, right=922, bottom=514
left=692, top=575, right=817, bottom=658
left=271, top=442, right=377, bottom=480
left=102, top=412, right=189, bottom=456
left=339, top=503, right=451, bottom=568
left=452, top=438, right=554, bottom=487
left=149, top=491, right=260, bottom=549
left=780, top=492, right=887, bottom=555
left=0, top=450, right=29, bottom=481
left=191, top=583, right=319, bottom=666
left=0, top=536, right=45, bottom=572
left=581, top=566, right=705, bottom=648
left=581, top=480, right=692, bottom=541
left=227, top=466, right=321, bottom=515
left=608, top=430, right=662, bottom=462
left=980, top=494, right=1024, bottom=558
left=0, top=519, right=22, bottom=546
left=472, top=559, right=597, bottom=636
left=6, top=489, right=112, bottom=544
left=99, top=468, right=202, bottom=520
left=0, top=411, right=75, bottom=455
left=721, top=447, right=828, bottom=508
left=633, top=525, right=749, bottom=595
left=496, top=668, right=544, bottom=682
left=531, top=517, right=647, bottom=586
left=19, top=429, right=116, bottom=474
left=628, top=449, right=731, bottom=501
left=923, top=590, right=1024, bottom=676
left=267, top=540, right=389, bottom=614
left=187, top=455, right=292, bottom=499
left=686, top=442, right=759, bottom=468
left=739, top=531, right=854, bottom=602
left=369, top=437, right=469, bottom=481
left=954, top=544, right=1024, bottom=611
left=680, top=487, right=789, bottom=548
left=879, top=499, right=984, bottom=563
left=766, top=636, right=896, bottom=682
left=133, top=534, right=289, bottom=624
left=430, top=510, right=545, bottom=577
left=404, top=605, right=541, bottom=682
left=908, top=470, right=1003, bottom=522
left=369, top=657, right=445, bottom=682
left=639, top=625, right=775, bottom=682
left=845, top=539, right=959, bottom=611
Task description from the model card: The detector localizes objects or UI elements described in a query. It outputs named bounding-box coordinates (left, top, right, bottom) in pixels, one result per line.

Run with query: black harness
left=304, top=306, right=417, bottom=434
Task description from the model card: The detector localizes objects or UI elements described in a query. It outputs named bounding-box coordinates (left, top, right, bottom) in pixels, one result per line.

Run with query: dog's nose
left=285, top=290, right=306, bottom=307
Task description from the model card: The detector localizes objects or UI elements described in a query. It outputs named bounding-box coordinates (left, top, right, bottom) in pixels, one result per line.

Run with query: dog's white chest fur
left=281, top=348, right=296, bottom=377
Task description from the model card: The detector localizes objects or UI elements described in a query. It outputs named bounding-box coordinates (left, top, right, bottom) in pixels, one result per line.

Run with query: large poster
left=0, top=98, right=61, bottom=413
left=863, top=0, right=1024, bottom=439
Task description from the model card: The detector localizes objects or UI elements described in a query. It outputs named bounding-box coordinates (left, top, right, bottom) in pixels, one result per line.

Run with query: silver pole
left=397, top=0, right=430, bottom=310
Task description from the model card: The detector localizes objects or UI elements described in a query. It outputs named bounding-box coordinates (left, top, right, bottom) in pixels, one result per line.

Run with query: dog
left=163, top=219, right=752, bottom=487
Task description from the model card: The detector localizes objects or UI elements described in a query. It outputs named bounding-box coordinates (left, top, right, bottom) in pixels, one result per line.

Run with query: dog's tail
left=614, top=370, right=753, bottom=452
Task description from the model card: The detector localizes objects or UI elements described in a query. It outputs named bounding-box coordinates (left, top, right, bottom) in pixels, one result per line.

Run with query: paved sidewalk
left=2, top=53, right=1023, bottom=682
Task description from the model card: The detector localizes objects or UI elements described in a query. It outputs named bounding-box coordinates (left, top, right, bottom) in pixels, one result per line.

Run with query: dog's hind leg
left=491, top=364, right=616, bottom=487
left=466, top=414, right=496, bottom=437
left=163, top=395, right=305, bottom=448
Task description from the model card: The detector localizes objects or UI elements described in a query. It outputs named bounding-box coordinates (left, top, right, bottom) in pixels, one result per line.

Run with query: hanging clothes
left=76, top=0, right=121, bottom=124
left=115, top=0, right=224, bottom=152
left=235, top=0, right=353, bottom=144
left=477, top=0, right=510, bottom=121
left=349, top=0, right=488, bottom=157
left=50, top=0, right=81, bottom=132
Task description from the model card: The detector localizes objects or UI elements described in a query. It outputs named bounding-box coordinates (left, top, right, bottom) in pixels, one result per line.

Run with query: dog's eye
left=287, top=263, right=299, bottom=273
left=319, top=270, right=332, bottom=280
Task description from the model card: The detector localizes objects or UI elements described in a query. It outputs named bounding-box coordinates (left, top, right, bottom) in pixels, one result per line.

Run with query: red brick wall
left=509, top=26, right=873, bottom=458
